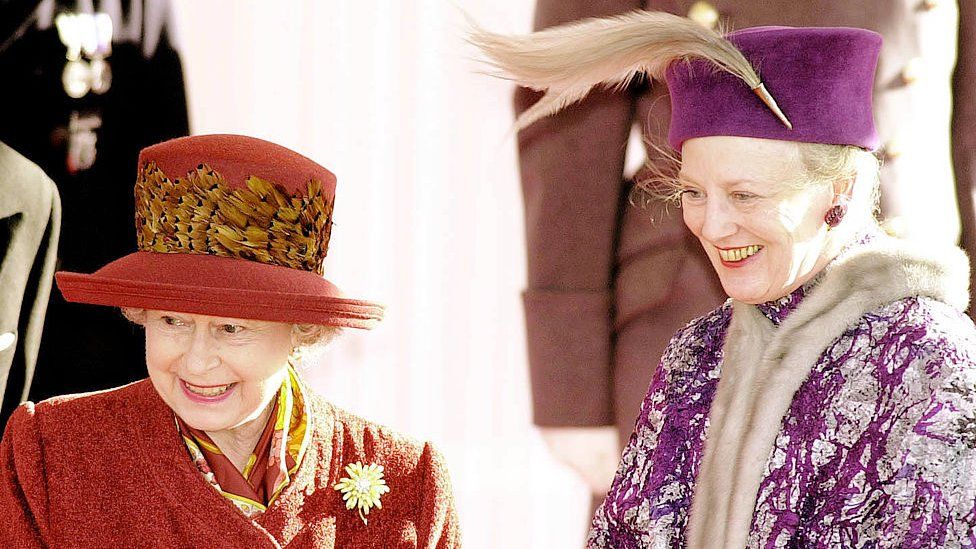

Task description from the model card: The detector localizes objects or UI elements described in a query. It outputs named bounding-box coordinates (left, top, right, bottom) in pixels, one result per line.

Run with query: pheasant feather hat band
left=55, top=134, right=384, bottom=329
left=473, top=11, right=882, bottom=150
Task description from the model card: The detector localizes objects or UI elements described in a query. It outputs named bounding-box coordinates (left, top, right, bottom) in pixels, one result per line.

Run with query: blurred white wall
left=172, top=1, right=593, bottom=546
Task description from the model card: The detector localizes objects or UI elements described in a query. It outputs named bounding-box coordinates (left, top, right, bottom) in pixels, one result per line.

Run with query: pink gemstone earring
left=824, top=203, right=848, bottom=228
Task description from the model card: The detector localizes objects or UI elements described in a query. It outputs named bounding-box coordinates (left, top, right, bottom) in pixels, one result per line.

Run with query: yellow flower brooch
left=334, top=461, right=391, bottom=525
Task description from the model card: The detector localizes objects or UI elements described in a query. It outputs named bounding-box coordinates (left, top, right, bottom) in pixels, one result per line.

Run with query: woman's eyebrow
left=725, top=178, right=765, bottom=187
left=212, top=319, right=250, bottom=326
left=163, top=313, right=190, bottom=320
left=677, top=174, right=762, bottom=188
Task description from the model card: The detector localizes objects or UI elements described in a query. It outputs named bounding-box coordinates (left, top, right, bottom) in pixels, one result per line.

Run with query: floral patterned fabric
left=589, top=264, right=976, bottom=547
left=177, top=366, right=310, bottom=518
left=755, top=284, right=806, bottom=326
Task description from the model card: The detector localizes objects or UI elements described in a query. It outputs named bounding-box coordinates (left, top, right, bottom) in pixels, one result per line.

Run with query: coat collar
left=686, top=235, right=969, bottom=548
left=755, top=283, right=807, bottom=325
left=129, top=379, right=337, bottom=546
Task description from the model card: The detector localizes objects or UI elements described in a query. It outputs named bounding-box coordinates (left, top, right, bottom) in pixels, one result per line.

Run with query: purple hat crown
left=665, top=26, right=883, bottom=151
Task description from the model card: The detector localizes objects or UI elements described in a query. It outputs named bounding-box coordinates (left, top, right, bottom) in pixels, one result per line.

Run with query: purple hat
left=665, top=26, right=882, bottom=151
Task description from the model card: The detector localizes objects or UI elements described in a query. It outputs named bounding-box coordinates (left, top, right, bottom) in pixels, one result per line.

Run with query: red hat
left=55, top=134, right=384, bottom=329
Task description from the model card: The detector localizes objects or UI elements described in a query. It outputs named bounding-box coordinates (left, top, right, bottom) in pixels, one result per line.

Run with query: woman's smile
left=180, top=379, right=237, bottom=401
left=717, top=245, right=764, bottom=265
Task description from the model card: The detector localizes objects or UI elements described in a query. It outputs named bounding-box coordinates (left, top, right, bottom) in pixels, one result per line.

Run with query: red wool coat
left=0, top=380, right=460, bottom=548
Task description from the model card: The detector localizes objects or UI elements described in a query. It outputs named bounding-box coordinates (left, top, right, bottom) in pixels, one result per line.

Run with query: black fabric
left=0, top=0, right=189, bottom=403
left=0, top=1, right=39, bottom=49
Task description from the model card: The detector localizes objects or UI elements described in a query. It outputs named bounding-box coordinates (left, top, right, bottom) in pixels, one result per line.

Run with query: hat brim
left=55, top=252, right=384, bottom=329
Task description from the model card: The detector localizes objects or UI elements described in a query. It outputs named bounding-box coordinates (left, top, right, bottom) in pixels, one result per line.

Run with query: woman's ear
left=831, top=176, right=854, bottom=204
left=288, top=325, right=301, bottom=360
left=824, top=178, right=854, bottom=229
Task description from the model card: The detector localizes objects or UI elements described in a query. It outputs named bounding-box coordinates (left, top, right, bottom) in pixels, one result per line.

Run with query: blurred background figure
left=515, top=0, right=976, bottom=515
left=0, top=0, right=189, bottom=415
left=0, top=143, right=60, bottom=429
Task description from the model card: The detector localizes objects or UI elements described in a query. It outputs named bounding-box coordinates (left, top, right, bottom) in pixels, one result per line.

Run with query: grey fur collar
left=686, top=236, right=969, bottom=549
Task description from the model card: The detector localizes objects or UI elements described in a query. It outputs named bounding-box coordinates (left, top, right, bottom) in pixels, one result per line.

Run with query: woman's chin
left=167, top=392, right=242, bottom=432
left=726, top=294, right=760, bottom=304
left=720, top=282, right=772, bottom=304
left=719, top=276, right=768, bottom=305
left=172, top=406, right=235, bottom=432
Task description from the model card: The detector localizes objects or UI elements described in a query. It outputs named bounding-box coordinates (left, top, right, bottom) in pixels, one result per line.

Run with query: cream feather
left=470, top=10, right=763, bottom=131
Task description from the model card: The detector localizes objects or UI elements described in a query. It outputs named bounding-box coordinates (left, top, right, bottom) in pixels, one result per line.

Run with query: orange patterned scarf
left=176, top=366, right=311, bottom=518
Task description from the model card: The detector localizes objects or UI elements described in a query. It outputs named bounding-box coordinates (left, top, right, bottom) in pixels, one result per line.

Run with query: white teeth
left=718, top=245, right=762, bottom=262
left=184, top=382, right=232, bottom=397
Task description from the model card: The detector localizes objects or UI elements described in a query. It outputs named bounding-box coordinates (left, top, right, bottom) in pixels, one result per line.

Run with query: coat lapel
left=132, top=380, right=339, bottom=546
left=131, top=381, right=281, bottom=545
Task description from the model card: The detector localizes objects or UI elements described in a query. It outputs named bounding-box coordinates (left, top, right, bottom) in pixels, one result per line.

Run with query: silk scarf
left=176, top=366, right=311, bottom=518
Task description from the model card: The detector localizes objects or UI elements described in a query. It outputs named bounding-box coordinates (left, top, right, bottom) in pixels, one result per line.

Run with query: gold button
left=0, top=332, right=14, bottom=353
left=881, top=216, right=907, bottom=238
left=900, top=58, right=923, bottom=85
left=920, top=0, right=939, bottom=11
left=882, top=138, right=904, bottom=162
left=688, top=1, right=720, bottom=29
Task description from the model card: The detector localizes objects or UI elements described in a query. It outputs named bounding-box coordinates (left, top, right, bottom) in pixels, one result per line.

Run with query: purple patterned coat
left=589, top=238, right=976, bottom=548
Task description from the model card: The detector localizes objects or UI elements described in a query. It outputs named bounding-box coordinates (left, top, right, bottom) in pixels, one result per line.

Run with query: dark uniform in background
left=517, top=0, right=975, bottom=458
left=0, top=143, right=60, bottom=429
left=0, top=0, right=189, bottom=427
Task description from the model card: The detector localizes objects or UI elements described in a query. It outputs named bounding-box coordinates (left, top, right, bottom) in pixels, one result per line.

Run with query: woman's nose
left=183, top=329, right=219, bottom=375
left=700, top=198, right=737, bottom=242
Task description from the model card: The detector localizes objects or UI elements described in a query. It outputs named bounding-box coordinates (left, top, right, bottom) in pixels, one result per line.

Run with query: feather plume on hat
left=470, top=10, right=791, bottom=131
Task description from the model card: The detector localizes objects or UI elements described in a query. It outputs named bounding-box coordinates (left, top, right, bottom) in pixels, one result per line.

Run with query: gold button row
left=687, top=1, right=719, bottom=29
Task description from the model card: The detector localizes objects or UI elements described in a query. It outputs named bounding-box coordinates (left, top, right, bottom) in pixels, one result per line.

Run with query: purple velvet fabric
left=587, top=275, right=976, bottom=546
left=665, top=26, right=882, bottom=151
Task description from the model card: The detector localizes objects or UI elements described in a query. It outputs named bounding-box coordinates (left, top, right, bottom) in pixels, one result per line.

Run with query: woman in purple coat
left=475, top=11, right=976, bottom=547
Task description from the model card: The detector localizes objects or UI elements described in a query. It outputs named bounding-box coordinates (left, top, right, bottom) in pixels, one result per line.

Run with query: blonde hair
left=120, top=307, right=342, bottom=354
left=797, top=143, right=881, bottom=230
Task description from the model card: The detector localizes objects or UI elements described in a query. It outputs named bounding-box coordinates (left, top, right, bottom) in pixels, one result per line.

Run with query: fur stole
left=685, top=236, right=970, bottom=549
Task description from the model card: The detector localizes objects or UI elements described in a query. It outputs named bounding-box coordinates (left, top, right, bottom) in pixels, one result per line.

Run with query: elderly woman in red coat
left=0, top=135, right=460, bottom=548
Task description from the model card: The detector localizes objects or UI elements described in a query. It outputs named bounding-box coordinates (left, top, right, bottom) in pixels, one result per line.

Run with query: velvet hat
left=55, top=134, right=384, bottom=329
left=473, top=11, right=883, bottom=154
left=666, top=26, right=883, bottom=151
